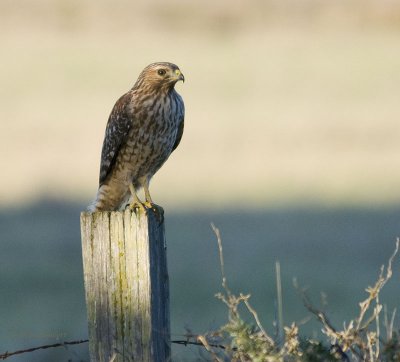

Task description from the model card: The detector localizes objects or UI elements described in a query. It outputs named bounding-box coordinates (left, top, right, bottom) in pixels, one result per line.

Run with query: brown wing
left=99, top=92, right=133, bottom=186
left=172, top=117, right=184, bottom=152
left=171, top=92, right=185, bottom=152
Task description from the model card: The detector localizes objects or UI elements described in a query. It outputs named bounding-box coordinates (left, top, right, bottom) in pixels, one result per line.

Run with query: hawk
left=88, top=62, right=185, bottom=212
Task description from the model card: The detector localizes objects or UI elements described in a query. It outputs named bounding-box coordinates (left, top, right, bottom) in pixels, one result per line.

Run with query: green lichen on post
left=80, top=209, right=170, bottom=362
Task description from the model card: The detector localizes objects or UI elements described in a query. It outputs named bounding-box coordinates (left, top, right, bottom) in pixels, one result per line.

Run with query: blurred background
left=1, top=0, right=400, bottom=360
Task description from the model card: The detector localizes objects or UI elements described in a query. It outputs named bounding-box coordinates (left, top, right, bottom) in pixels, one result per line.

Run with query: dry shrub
left=190, top=227, right=399, bottom=361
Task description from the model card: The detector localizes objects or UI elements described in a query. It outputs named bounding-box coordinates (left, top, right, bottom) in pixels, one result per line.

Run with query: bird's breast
left=120, top=95, right=181, bottom=178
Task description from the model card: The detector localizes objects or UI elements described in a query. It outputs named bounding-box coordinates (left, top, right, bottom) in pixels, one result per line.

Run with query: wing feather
left=171, top=93, right=185, bottom=152
left=172, top=117, right=184, bottom=152
left=99, top=92, right=133, bottom=186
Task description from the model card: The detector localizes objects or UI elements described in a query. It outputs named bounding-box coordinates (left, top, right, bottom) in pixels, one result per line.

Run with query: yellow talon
left=129, top=200, right=147, bottom=215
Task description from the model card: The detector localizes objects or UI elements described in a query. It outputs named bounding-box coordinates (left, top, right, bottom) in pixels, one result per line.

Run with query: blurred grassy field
left=0, top=201, right=399, bottom=361
left=1, top=0, right=400, bottom=208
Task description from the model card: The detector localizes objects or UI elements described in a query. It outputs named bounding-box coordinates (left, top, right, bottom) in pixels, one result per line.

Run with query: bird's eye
left=158, top=69, right=166, bottom=76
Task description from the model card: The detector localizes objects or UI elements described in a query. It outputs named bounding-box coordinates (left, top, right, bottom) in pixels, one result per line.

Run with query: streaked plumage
left=89, top=62, right=185, bottom=212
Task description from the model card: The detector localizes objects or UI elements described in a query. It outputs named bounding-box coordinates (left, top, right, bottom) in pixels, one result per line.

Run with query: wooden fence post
left=80, top=209, right=170, bottom=362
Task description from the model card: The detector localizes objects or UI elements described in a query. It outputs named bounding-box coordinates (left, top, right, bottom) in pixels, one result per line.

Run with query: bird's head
left=134, top=62, right=185, bottom=92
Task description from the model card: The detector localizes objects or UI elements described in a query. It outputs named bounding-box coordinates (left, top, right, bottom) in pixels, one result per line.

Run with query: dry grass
left=2, top=1, right=400, bottom=208
left=184, top=226, right=400, bottom=361
left=298, top=239, right=399, bottom=361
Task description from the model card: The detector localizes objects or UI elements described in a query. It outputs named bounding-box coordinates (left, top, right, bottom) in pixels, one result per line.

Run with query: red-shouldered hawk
left=88, top=62, right=185, bottom=212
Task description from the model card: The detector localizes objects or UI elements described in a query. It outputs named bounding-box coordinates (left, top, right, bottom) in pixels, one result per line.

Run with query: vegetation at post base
left=192, top=228, right=400, bottom=361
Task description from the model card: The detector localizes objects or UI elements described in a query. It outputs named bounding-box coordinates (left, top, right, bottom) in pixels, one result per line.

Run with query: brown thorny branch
left=297, top=238, right=399, bottom=362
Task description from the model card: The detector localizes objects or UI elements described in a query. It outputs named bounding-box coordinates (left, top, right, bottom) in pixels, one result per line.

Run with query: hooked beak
left=174, top=69, right=185, bottom=83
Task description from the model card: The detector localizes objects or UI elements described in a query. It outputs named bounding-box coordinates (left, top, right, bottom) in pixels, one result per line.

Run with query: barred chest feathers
left=119, top=91, right=182, bottom=183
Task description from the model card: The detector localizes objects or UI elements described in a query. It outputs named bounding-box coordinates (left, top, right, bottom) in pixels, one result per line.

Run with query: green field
left=0, top=201, right=399, bottom=361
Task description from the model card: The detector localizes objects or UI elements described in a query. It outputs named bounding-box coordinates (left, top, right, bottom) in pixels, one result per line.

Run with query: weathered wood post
left=80, top=209, right=170, bottom=362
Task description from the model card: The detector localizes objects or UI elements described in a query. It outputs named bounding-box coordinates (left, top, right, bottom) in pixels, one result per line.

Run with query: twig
left=241, top=293, right=275, bottom=345
left=275, top=260, right=284, bottom=341
left=387, top=307, right=397, bottom=341
left=211, top=223, right=227, bottom=290
left=299, top=289, right=337, bottom=335
left=197, top=335, right=224, bottom=362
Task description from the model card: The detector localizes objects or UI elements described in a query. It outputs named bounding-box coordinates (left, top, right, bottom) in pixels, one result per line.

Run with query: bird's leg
left=128, top=183, right=147, bottom=214
left=143, top=180, right=154, bottom=206
left=141, top=177, right=164, bottom=220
